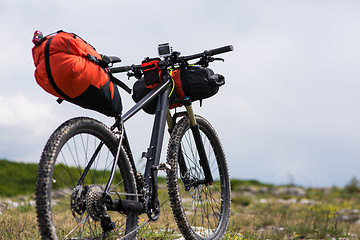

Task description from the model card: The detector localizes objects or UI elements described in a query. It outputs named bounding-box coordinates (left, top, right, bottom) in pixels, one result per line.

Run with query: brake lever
left=195, top=57, right=210, bottom=67
left=213, top=57, right=224, bottom=62
left=126, top=67, right=143, bottom=80
left=133, top=69, right=143, bottom=79
left=196, top=56, right=225, bottom=67
left=127, top=71, right=134, bottom=80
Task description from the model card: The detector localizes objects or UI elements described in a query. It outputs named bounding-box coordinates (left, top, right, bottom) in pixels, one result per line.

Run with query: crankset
left=145, top=195, right=160, bottom=221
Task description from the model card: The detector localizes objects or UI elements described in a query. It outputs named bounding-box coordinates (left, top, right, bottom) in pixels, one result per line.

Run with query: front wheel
left=166, top=115, right=231, bottom=240
left=35, top=117, right=138, bottom=239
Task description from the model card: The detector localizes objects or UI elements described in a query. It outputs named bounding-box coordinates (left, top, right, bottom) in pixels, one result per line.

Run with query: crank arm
left=107, top=199, right=145, bottom=214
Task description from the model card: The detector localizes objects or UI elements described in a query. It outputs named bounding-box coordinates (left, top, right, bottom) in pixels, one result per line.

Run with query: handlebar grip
left=181, top=45, right=234, bottom=61
left=208, top=45, right=234, bottom=56
left=109, top=66, right=130, bottom=73
left=109, top=64, right=142, bottom=73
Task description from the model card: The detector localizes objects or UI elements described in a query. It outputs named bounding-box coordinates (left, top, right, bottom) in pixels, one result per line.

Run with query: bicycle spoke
left=167, top=116, right=230, bottom=239
left=58, top=151, right=77, bottom=187
left=36, top=117, right=138, bottom=239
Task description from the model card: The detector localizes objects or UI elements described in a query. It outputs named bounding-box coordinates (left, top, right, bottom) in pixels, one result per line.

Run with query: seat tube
left=184, top=98, right=214, bottom=184
left=144, top=81, right=171, bottom=192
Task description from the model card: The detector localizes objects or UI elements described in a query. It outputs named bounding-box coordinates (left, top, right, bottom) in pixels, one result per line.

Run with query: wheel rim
left=49, top=132, right=128, bottom=239
left=177, top=125, right=226, bottom=238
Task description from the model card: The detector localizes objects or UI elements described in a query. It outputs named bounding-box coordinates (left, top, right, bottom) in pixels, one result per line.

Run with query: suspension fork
left=184, top=98, right=214, bottom=185
left=167, top=112, right=188, bottom=179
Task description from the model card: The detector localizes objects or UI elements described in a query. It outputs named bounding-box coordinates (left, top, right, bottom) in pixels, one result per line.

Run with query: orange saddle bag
left=32, top=30, right=122, bottom=117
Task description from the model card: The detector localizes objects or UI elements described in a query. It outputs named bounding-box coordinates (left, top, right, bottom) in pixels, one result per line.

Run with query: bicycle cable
left=105, top=119, right=125, bottom=194
left=117, top=218, right=151, bottom=240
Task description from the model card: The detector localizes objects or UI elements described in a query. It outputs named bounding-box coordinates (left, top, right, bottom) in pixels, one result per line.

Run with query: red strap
left=172, top=69, right=185, bottom=100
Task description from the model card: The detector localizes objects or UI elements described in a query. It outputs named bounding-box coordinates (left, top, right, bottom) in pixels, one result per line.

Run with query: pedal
left=156, top=163, right=171, bottom=171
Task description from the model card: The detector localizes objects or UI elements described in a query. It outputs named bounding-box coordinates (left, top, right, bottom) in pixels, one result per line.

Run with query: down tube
left=144, top=87, right=171, bottom=189
left=122, top=80, right=171, bottom=123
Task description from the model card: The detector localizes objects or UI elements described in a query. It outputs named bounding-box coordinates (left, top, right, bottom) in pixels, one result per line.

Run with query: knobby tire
left=166, top=115, right=231, bottom=240
left=35, top=117, right=138, bottom=240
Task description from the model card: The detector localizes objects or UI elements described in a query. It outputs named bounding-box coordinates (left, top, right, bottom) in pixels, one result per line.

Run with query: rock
left=299, top=198, right=318, bottom=205
left=0, top=198, right=36, bottom=214
left=272, top=187, right=306, bottom=196
left=0, top=202, right=7, bottom=215
left=336, top=209, right=360, bottom=222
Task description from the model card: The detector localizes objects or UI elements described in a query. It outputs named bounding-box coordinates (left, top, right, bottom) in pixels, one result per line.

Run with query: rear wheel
left=35, top=117, right=138, bottom=239
left=166, top=115, right=231, bottom=239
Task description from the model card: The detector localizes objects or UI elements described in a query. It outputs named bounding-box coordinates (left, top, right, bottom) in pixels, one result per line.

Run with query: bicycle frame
left=101, top=69, right=214, bottom=220
left=123, top=75, right=172, bottom=214
left=34, top=43, right=233, bottom=240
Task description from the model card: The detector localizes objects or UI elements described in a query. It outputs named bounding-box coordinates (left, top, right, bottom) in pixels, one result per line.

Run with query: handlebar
left=180, top=45, right=234, bottom=62
left=209, top=45, right=234, bottom=56
left=109, top=45, right=234, bottom=74
left=110, top=64, right=142, bottom=73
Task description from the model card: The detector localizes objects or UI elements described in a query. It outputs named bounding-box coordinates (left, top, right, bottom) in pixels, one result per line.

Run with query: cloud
left=0, top=93, right=53, bottom=130
left=0, top=0, right=360, bottom=187
left=0, top=92, right=61, bottom=160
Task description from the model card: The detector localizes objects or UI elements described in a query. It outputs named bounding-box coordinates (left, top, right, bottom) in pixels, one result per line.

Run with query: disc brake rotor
left=70, top=185, right=89, bottom=223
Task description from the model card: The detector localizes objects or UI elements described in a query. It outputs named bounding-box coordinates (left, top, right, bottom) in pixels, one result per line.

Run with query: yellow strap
left=168, top=68, right=175, bottom=97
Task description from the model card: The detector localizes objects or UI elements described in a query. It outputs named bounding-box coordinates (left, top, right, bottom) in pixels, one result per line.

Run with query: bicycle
left=35, top=44, right=234, bottom=240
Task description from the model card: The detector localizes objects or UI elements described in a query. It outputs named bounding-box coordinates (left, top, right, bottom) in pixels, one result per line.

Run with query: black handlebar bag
left=179, top=66, right=224, bottom=102
left=132, top=66, right=225, bottom=114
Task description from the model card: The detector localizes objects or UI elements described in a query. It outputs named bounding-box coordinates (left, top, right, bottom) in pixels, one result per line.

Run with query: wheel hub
left=183, top=167, right=201, bottom=191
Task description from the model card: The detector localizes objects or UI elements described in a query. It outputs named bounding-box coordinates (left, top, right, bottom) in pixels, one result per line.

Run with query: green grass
left=0, top=159, right=38, bottom=196
left=1, top=160, right=360, bottom=239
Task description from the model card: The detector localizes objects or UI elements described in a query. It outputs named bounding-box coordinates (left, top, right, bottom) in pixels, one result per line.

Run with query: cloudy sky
left=0, top=0, right=359, bottom=187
